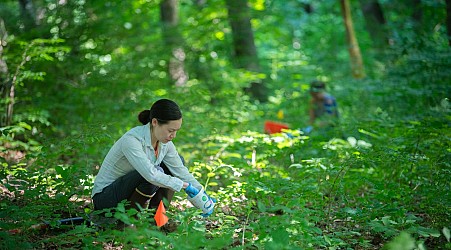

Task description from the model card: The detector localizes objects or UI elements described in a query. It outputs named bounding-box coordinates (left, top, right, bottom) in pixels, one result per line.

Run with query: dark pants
left=93, top=157, right=184, bottom=210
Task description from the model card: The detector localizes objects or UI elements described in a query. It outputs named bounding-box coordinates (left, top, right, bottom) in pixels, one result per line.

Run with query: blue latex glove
left=303, top=125, right=313, bottom=134
left=285, top=129, right=303, bottom=139
left=202, top=209, right=214, bottom=217
left=185, top=183, right=200, bottom=198
left=285, top=132, right=294, bottom=139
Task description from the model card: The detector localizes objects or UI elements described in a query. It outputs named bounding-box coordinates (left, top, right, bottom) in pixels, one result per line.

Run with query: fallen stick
left=7, top=217, right=86, bottom=235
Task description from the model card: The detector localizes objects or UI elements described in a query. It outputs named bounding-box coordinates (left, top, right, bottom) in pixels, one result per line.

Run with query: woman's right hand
left=184, top=183, right=200, bottom=198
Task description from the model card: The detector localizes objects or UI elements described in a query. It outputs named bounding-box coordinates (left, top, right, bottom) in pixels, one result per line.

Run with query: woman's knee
left=136, top=182, right=159, bottom=196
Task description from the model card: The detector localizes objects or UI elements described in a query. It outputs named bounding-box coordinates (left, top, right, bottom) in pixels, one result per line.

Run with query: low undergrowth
left=1, top=107, right=450, bottom=249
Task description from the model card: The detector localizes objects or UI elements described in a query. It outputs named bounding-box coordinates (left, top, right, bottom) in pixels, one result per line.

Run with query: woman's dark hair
left=138, top=99, right=182, bottom=125
left=310, top=80, right=326, bottom=93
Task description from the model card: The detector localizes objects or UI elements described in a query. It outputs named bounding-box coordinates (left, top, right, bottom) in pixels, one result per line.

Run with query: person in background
left=305, top=80, right=339, bottom=133
left=91, top=99, right=215, bottom=218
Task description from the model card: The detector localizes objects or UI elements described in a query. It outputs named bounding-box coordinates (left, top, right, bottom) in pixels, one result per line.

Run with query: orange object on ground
left=264, top=120, right=290, bottom=134
left=154, top=200, right=168, bottom=227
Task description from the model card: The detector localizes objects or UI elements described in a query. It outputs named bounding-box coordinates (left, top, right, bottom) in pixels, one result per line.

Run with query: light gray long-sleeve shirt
left=91, top=123, right=202, bottom=197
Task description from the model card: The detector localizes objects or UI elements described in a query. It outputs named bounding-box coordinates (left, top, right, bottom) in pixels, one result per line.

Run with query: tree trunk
left=359, top=0, right=387, bottom=49
left=225, top=0, right=267, bottom=101
left=340, top=0, right=366, bottom=79
left=18, top=0, right=37, bottom=30
left=303, top=3, right=313, bottom=14
left=194, top=0, right=207, bottom=8
left=160, top=0, right=188, bottom=87
left=446, top=0, right=451, bottom=46
left=0, top=18, right=11, bottom=127
left=411, top=0, right=423, bottom=28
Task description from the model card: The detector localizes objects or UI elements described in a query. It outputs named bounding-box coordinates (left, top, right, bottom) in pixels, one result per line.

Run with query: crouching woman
left=91, top=99, right=214, bottom=217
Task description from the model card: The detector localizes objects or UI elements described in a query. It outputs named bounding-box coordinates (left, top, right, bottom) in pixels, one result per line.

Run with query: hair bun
left=138, top=110, right=151, bottom=125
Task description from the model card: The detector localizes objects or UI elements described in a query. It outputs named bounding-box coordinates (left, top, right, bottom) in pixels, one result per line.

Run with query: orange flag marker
left=154, top=200, right=168, bottom=227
